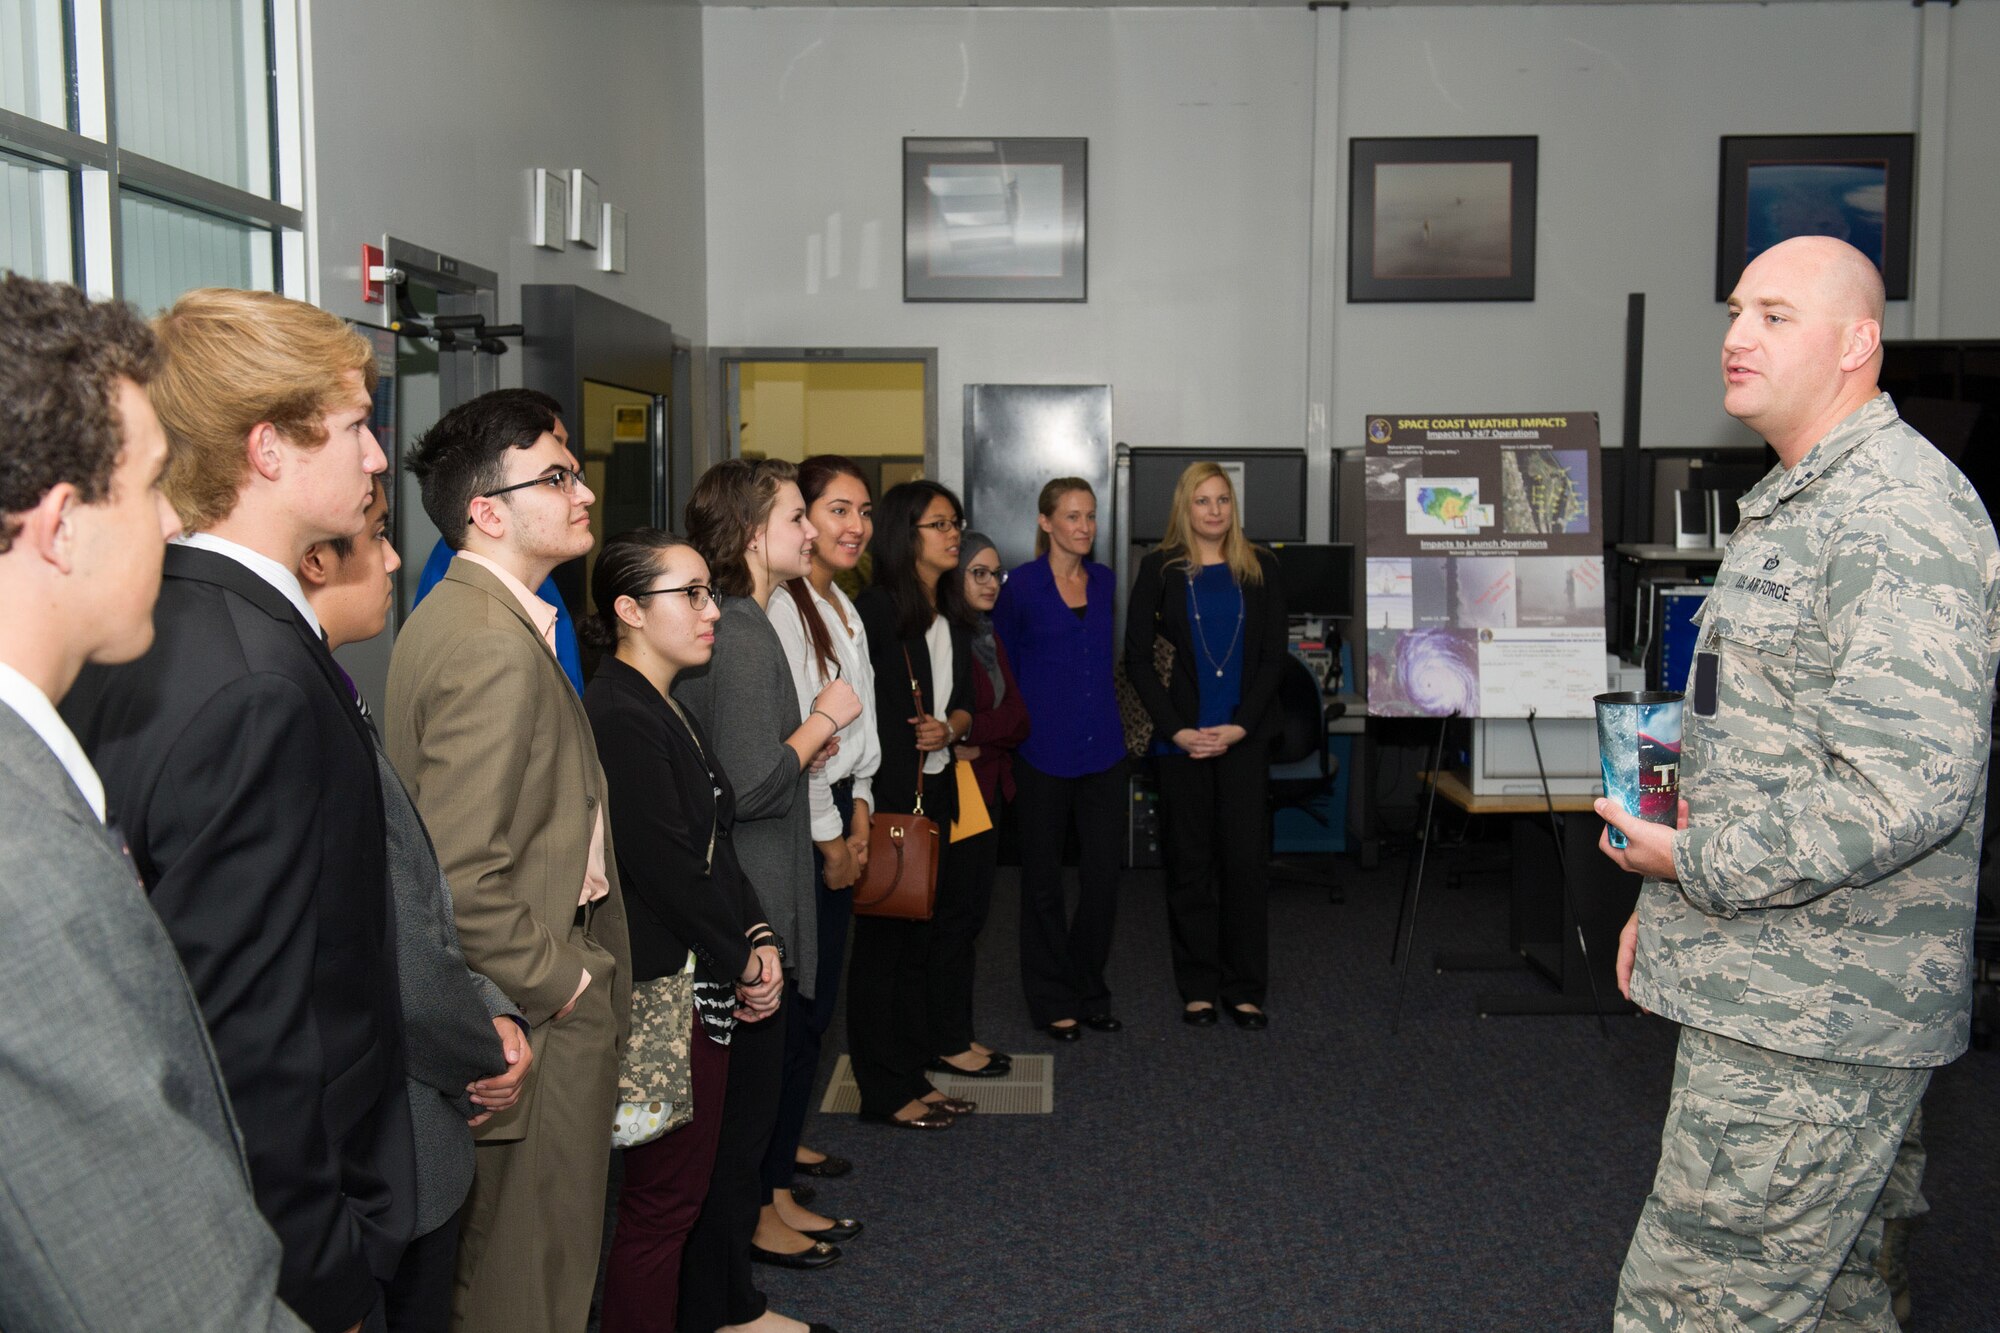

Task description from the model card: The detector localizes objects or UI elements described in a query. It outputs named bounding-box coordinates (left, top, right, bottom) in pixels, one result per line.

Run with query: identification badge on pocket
left=1692, top=651, right=1719, bottom=718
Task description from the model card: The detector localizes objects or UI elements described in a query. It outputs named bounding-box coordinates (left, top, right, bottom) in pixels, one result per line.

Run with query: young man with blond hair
left=0, top=275, right=306, bottom=1331
left=64, top=287, right=417, bottom=1333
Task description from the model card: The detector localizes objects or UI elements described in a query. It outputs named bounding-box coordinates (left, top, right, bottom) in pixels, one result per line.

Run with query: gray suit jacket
left=0, top=705, right=305, bottom=1331
left=371, top=730, right=517, bottom=1235
left=673, top=597, right=815, bottom=996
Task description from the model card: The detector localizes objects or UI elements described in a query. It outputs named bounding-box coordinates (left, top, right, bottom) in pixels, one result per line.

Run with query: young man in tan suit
left=385, top=392, right=631, bottom=1333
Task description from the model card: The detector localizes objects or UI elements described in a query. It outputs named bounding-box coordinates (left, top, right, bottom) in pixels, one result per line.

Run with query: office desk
left=1418, top=770, right=1638, bottom=1018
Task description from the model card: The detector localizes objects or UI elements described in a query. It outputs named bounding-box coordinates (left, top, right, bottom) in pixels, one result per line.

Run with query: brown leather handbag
left=852, top=645, right=940, bottom=921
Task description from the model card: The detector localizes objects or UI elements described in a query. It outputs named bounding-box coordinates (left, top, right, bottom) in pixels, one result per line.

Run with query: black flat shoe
left=923, top=1092, right=977, bottom=1115
left=810, top=1325, right=841, bottom=1333
left=1082, top=1013, right=1123, bottom=1033
left=926, top=1054, right=1010, bottom=1078
left=1041, top=1021, right=1082, bottom=1042
left=750, top=1239, right=841, bottom=1270
left=1183, top=1005, right=1219, bottom=1027
left=797, top=1217, right=864, bottom=1243
left=789, top=1184, right=817, bottom=1207
left=860, top=1106, right=954, bottom=1130
left=793, top=1153, right=852, bottom=1179
left=1231, top=1005, right=1269, bottom=1030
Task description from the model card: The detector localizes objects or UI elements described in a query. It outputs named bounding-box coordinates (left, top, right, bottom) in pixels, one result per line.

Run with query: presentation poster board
left=1361, top=411, right=1605, bottom=718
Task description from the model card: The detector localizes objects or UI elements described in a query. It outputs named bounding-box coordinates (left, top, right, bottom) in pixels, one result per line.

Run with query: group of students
left=0, top=272, right=1297, bottom=1333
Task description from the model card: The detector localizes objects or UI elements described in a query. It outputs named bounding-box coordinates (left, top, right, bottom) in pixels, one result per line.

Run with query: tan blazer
left=384, top=557, right=632, bottom=1141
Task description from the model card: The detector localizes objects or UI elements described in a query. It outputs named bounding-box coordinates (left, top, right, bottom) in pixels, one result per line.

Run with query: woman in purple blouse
left=990, top=478, right=1129, bottom=1041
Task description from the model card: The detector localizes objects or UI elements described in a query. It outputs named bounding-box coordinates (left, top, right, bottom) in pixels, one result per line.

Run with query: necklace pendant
left=1215, top=667, right=1224, bottom=677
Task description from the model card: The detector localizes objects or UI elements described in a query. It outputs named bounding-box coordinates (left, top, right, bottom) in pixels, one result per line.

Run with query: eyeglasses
left=965, top=567, right=1005, bottom=585
left=916, top=516, right=967, bottom=534
left=479, top=466, right=585, bottom=501
left=631, top=583, right=719, bottom=610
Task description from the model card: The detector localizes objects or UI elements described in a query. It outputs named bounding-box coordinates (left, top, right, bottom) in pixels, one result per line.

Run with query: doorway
left=522, top=285, right=681, bottom=627
left=713, top=348, right=938, bottom=491
left=337, top=238, right=503, bottom=705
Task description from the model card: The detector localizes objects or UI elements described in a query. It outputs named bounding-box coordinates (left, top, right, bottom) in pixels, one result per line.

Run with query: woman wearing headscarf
left=930, top=532, right=1029, bottom=1078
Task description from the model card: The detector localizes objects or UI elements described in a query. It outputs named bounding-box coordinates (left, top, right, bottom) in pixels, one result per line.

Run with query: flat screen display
left=1271, top=542, right=1355, bottom=619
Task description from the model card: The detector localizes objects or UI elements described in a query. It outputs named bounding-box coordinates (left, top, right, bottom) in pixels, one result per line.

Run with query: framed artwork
left=1715, top=134, right=1914, bottom=300
left=1348, top=136, right=1537, bottom=303
left=904, top=137, right=1087, bottom=302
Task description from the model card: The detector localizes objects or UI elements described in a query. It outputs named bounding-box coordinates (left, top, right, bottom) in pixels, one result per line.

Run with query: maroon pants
left=600, top=1017, right=730, bottom=1333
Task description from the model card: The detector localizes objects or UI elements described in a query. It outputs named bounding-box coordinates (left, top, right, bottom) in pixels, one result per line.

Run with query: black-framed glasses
left=479, top=466, right=585, bottom=501
left=631, top=583, right=719, bottom=611
left=916, top=516, right=967, bottom=534
left=965, top=566, right=1005, bottom=585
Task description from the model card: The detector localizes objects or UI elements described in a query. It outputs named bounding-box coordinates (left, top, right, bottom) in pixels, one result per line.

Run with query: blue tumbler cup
left=1594, top=691, right=1683, bottom=851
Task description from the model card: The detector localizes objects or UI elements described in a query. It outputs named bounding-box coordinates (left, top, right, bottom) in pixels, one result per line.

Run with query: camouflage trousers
left=1613, top=1025, right=1929, bottom=1333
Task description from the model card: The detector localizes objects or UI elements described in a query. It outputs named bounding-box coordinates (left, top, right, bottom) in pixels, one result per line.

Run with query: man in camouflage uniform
left=1596, top=235, right=2000, bottom=1332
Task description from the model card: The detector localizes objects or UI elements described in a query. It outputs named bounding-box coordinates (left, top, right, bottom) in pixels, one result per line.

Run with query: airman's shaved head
left=1722, top=236, right=1888, bottom=463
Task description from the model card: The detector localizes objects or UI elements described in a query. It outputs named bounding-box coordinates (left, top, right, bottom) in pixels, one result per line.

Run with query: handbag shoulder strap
left=901, top=642, right=927, bottom=817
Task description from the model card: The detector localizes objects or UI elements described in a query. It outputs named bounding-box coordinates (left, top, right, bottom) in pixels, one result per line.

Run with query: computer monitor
left=1270, top=542, right=1354, bottom=619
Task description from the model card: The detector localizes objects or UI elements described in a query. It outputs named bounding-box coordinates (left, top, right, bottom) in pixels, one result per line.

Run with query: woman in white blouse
left=759, top=455, right=884, bottom=1257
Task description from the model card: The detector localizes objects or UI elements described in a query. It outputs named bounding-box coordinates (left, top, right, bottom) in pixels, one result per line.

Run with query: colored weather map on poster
left=1501, top=448, right=1589, bottom=535
left=1363, top=412, right=1605, bottom=719
left=1404, top=478, right=1495, bottom=535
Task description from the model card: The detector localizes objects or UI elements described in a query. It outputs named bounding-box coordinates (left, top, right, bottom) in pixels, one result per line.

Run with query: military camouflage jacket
left=1632, top=394, right=2000, bottom=1067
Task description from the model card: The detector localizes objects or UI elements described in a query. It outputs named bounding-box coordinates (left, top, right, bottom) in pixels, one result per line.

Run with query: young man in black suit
left=63, top=288, right=417, bottom=1333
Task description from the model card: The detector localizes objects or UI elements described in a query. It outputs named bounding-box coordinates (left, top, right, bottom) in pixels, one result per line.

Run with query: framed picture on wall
left=1347, top=136, right=1537, bottom=303
left=1715, top=134, right=1914, bottom=301
left=904, top=137, right=1087, bottom=302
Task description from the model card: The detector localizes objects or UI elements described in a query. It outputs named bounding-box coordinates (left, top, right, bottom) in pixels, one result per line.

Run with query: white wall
left=1939, top=0, right=2000, bottom=339
left=703, top=1, right=2000, bottom=487
left=309, top=0, right=708, bottom=342
left=1334, top=1, right=1924, bottom=452
left=307, top=0, right=710, bottom=698
left=702, top=8, right=1319, bottom=493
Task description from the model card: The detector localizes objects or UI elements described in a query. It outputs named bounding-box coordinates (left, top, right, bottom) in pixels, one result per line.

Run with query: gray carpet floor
left=736, top=836, right=2000, bottom=1333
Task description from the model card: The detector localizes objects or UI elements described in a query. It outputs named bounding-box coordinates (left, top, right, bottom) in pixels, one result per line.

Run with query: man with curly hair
left=0, top=275, right=304, bottom=1330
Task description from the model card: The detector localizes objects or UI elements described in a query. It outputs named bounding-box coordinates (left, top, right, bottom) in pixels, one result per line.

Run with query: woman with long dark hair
left=1125, top=461, right=1287, bottom=1029
left=990, top=478, right=1128, bottom=1040
left=849, top=480, right=984, bottom=1125
left=675, top=459, right=861, bottom=1326
left=584, top=530, right=779, bottom=1332
left=757, top=455, right=882, bottom=1254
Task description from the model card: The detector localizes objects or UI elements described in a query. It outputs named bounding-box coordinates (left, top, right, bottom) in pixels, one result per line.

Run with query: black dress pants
left=927, top=826, right=997, bottom=1057
left=678, top=1006, right=782, bottom=1333
left=1155, top=742, right=1270, bottom=1007
left=1014, top=756, right=1127, bottom=1026
left=846, top=770, right=948, bottom=1118
left=761, top=782, right=856, bottom=1194
left=384, top=1209, right=458, bottom=1333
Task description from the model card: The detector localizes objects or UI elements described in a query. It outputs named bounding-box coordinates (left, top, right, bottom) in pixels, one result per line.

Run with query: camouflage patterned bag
left=612, top=960, right=695, bottom=1148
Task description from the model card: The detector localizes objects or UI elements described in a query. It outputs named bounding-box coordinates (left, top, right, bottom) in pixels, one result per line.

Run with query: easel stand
left=1391, top=712, right=1637, bottom=1032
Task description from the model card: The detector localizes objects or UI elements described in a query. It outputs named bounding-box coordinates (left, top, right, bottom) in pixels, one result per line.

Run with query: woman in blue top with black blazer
left=991, top=478, right=1130, bottom=1040
left=1125, top=462, right=1287, bottom=1030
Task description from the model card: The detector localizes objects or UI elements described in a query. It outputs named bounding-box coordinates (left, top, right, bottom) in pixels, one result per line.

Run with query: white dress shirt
left=0, top=662, right=106, bottom=821
left=177, top=531, right=323, bottom=638
left=768, top=580, right=881, bottom=839
left=922, top=613, right=954, bottom=777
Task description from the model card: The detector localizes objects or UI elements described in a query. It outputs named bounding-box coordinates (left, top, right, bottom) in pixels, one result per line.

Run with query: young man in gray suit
left=0, top=275, right=305, bottom=1330
left=301, top=476, right=537, bottom=1332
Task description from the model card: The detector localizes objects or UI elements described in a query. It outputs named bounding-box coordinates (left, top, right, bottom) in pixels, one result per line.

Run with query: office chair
left=1268, top=652, right=1343, bottom=904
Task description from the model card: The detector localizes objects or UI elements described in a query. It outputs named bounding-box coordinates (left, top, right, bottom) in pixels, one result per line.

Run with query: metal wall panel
left=963, top=383, right=1113, bottom=575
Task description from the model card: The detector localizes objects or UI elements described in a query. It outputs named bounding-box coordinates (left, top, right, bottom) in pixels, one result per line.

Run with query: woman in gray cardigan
left=674, top=457, right=861, bottom=1321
